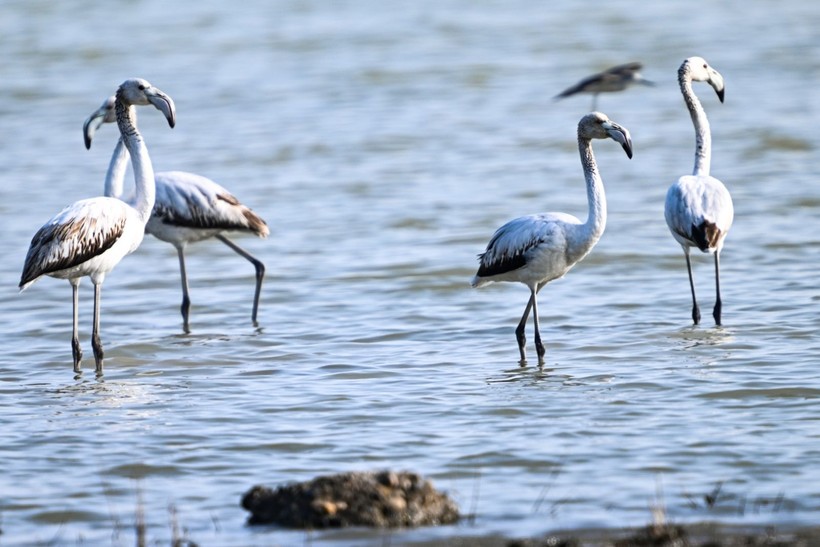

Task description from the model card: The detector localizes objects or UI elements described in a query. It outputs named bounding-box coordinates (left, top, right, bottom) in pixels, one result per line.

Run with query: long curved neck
left=679, top=66, right=711, bottom=176
left=103, top=138, right=129, bottom=199
left=115, top=96, right=155, bottom=224
left=575, top=135, right=607, bottom=257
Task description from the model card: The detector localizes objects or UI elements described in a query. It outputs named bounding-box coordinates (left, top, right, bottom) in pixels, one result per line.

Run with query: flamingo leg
left=685, top=251, right=701, bottom=325
left=216, top=234, right=266, bottom=326
left=515, top=291, right=535, bottom=363
left=531, top=290, right=546, bottom=362
left=713, top=251, right=722, bottom=325
left=91, top=282, right=104, bottom=374
left=70, top=280, right=83, bottom=373
left=176, top=246, right=191, bottom=333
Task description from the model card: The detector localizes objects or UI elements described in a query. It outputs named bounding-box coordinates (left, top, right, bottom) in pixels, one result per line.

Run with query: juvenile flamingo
left=83, top=96, right=269, bottom=332
left=664, top=56, right=733, bottom=325
left=20, top=79, right=175, bottom=374
left=471, top=112, right=632, bottom=363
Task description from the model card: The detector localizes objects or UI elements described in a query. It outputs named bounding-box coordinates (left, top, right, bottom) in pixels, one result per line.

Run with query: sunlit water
left=1, top=0, right=818, bottom=545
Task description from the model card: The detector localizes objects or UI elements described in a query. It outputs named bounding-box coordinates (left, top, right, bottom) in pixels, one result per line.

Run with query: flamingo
left=83, top=96, right=269, bottom=333
left=664, top=56, right=733, bottom=325
left=554, top=62, right=655, bottom=110
left=471, top=112, right=633, bottom=363
left=20, top=79, right=175, bottom=375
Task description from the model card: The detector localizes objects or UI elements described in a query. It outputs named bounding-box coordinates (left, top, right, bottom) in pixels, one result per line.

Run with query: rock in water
left=241, top=470, right=460, bottom=528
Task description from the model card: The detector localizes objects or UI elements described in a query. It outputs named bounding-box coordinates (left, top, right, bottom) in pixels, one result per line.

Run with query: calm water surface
left=1, top=0, right=818, bottom=545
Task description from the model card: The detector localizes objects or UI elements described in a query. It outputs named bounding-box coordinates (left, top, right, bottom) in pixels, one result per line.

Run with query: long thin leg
left=685, top=251, right=701, bottom=325
left=515, top=291, right=535, bottom=363
left=70, top=280, right=82, bottom=373
left=176, top=246, right=191, bottom=333
left=531, top=290, right=545, bottom=361
left=713, top=251, right=722, bottom=325
left=216, top=234, right=266, bottom=326
left=91, top=282, right=104, bottom=375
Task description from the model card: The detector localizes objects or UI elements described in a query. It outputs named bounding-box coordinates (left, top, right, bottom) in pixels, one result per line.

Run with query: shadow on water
left=663, top=325, right=736, bottom=370
left=485, top=362, right=574, bottom=389
left=670, top=325, right=735, bottom=350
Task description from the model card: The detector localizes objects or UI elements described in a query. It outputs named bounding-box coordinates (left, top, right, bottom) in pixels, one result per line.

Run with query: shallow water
left=1, top=0, right=819, bottom=545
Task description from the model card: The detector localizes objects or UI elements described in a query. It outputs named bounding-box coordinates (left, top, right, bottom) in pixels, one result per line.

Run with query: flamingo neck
left=679, top=66, right=711, bottom=176
left=576, top=136, right=607, bottom=257
left=103, top=138, right=129, bottom=200
left=115, top=97, right=155, bottom=224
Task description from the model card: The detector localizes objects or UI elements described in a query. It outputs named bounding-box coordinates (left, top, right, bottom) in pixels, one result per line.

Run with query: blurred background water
left=0, top=0, right=818, bottom=544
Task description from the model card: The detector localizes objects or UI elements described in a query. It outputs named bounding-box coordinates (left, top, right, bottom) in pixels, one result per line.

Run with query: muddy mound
left=241, top=470, right=459, bottom=528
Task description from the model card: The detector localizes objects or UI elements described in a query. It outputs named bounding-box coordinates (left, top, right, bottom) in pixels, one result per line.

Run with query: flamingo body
left=20, top=197, right=138, bottom=289
left=665, top=174, right=733, bottom=253
left=472, top=212, right=578, bottom=288
left=147, top=171, right=269, bottom=244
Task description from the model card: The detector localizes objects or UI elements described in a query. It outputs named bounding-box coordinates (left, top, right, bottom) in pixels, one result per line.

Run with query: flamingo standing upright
left=83, top=96, right=269, bottom=333
left=664, top=56, right=733, bottom=325
left=20, top=79, right=175, bottom=374
left=471, top=112, right=633, bottom=363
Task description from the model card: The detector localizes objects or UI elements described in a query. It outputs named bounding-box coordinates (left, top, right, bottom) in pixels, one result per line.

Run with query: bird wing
left=555, top=62, right=645, bottom=98
left=19, top=197, right=128, bottom=288
left=665, top=175, right=734, bottom=250
left=475, top=213, right=574, bottom=278
left=152, top=171, right=269, bottom=237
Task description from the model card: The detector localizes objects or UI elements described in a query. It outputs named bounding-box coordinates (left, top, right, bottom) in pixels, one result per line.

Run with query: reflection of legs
left=515, top=291, right=535, bottom=362
left=71, top=280, right=82, bottom=373
left=713, top=252, right=722, bottom=325
left=91, top=282, right=104, bottom=374
left=216, top=234, right=266, bottom=326
left=685, top=251, right=701, bottom=325
left=176, top=246, right=191, bottom=333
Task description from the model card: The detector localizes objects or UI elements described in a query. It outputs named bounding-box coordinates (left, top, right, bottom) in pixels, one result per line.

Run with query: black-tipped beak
left=147, top=91, right=176, bottom=128
left=604, top=121, right=633, bottom=159
left=82, top=112, right=105, bottom=150
left=708, top=69, right=726, bottom=104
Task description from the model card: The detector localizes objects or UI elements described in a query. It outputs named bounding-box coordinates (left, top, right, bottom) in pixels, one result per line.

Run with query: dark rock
left=241, top=470, right=460, bottom=528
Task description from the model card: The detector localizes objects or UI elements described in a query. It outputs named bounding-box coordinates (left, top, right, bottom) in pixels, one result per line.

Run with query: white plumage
left=472, top=112, right=633, bottom=363
left=20, top=79, right=176, bottom=375
left=664, top=56, right=734, bottom=325
left=84, top=96, right=269, bottom=333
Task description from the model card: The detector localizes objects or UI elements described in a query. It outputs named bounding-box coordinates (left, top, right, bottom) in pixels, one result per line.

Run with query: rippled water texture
left=1, top=0, right=818, bottom=544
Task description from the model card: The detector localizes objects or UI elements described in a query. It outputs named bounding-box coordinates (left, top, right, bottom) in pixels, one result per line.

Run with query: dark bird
left=554, top=62, right=654, bottom=110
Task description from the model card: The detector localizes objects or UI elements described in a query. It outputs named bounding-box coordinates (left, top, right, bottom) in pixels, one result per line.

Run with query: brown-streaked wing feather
left=20, top=201, right=126, bottom=287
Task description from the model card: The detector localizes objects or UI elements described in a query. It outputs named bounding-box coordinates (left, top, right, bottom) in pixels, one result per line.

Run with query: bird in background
left=20, top=79, right=175, bottom=375
left=664, top=56, right=733, bottom=326
left=554, top=62, right=655, bottom=110
left=471, top=112, right=633, bottom=364
left=83, top=96, right=269, bottom=333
